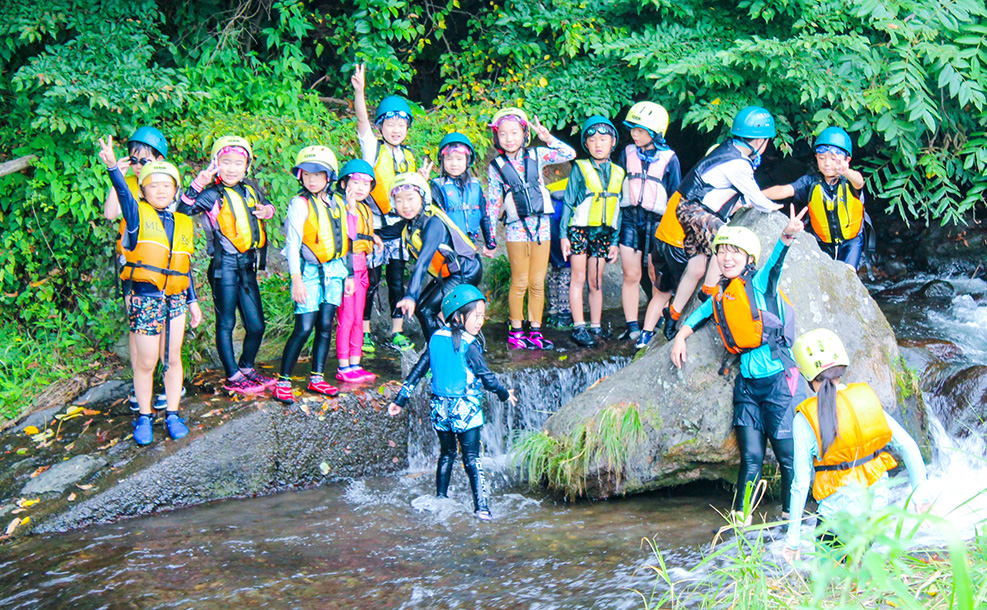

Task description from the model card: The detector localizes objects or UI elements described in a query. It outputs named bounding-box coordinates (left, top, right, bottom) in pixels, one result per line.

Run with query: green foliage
left=513, top=402, right=646, bottom=499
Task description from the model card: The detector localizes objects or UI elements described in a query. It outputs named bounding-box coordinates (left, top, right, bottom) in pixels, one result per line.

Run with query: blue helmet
left=128, top=126, right=168, bottom=158
left=375, top=96, right=414, bottom=127
left=441, top=284, right=486, bottom=319
left=438, top=132, right=477, bottom=167
left=814, top=127, right=853, bottom=156
left=730, top=106, right=776, bottom=139
left=337, top=158, right=377, bottom=190
left=580, top=115, right=618, bottom=154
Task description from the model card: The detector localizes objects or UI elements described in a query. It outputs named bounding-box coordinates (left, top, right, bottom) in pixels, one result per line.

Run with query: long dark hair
left=814, top=365, right=847, bottom=454
left=446, top=299, right=483, bottom=353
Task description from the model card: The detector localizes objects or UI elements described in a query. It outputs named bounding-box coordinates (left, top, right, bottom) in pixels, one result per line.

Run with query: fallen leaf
left=29, top=466, right=50, bottom=478
left=201, top=409, right=222, bottom=418
left=82, top=409, right=101, bottom=416
left=15, top=448, right=28, bottom=455
left=392, top=457, right=400, bottom=463
left=30, top=429, right=54, bottom=443
left=5, top=518, right=21, bottom=535
left=23, top=426, right=40, bottom=435
left=388, top=440, right=396, bottom=448
left=16, top=498, right=39, bottom=509
left=76, top=484, right=94, bottom=490
left=319, top=462, right=330, bottom=475
left=97, top=437, right=119, bottom=450
left=10, top=508, right=25, bottom=515
left=299, top=404, right=311, bottom=417
left=67, top=493, right=77, bottom=502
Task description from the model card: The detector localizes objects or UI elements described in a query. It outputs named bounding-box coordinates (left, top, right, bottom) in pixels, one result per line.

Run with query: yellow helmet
left=711, top=226, right=761, bottom=264
left=490, top=107, right=532, bottom=150
left=210, top=136, right=253, bottom=163
left=138, top=161, right=181, bottom=188
left=793, top=328, right=850, bottom=382
left=389, top=172, right=432, bottom=208
left=624, top=101, right=669, bottom=137
left=292, top=145, right=338, bottom=178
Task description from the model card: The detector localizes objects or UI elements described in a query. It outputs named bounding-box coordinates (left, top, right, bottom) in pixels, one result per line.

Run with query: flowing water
left=2, top=278, right=987, bottom=609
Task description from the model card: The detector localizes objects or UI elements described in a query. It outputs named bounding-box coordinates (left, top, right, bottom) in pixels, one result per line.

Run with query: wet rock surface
left=21, top=455, right=107, bottom=496
left=544, top=209, right=926, bottom=498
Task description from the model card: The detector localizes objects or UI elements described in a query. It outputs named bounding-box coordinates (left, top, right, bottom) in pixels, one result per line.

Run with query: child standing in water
left=97, top=136, right=202, bottom=445
left=671, top=206, right=808, bottom=524
left=181, top=136, right=276, bottom=395
left=335, top=159, right=382, bottom=384
left=272, top=147, right=355, bottom=404
left=486, top=107, right=576, bottom=350
left=352, top=64, right=417, bottom=351
left=559, top=116, right=624, bottom=348
left=388, top=285, right=517, bottom=521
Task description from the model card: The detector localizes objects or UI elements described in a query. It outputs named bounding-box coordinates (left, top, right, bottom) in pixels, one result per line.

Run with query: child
left=352, top=64, right=417, bottom=351
left=97, top=136, right=202, bottom=445
left=336, top=159, right=382, bottom=384
left=762, top=127, right=867, bottom=269
left=615, top=102, right=683, bottom=348
left=429, top=132, right=497, bottom=255
left=661, top=106, right=784, bottom=341
left=272, top=146, right=355, bottom=404
left=388, top=285, right=518, bottom=521
left=392, top=173, right=483, bottom=340
left=784, top=328, right=930, bottom=562
left=101, top=127, right=174, bottom=413
left=486, top=107, right=576, bottom=350
left=559, top=116, right=624, bottom=348
left=180, top=136, right=277, bottom=395
left=670, top=207, right=807, bottom=524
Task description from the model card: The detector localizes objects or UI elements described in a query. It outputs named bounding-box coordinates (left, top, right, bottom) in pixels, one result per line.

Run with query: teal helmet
left=580, top=115, right=617, bottom=154
left=731, top=106, right=776, bottom=139
left=337, top=159, right=377, bottom=190
left=128, top=126, right=168, bottom=158
left=441, top=284, right=486, bottom=319
left=438, top=132, right=477, bottom=167
left=814, top=127, right=853, bottom=156
left=375, top=96, right=414, bottom=127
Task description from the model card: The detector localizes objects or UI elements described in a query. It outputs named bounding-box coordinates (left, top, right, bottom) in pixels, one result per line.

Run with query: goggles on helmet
left=391, top=183, right=423, bottom=196
left=584, top=124, right=616, bottom=138
left=217, top=146, right=249, bottom=160
left=493, top=114, right=527, bottom=130
left=815, top=145, right=849, bottom=158
left=347, top=172, right=374, bottom=184
left=441, top=144, right=472, bottom=158
left=376, top=110, right=412, bottom=125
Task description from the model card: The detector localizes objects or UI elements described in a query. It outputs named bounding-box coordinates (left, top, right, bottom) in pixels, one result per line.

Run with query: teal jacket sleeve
left=560, top=162, right=585, bottom=231
left=682, top=298, right=713, bottom=329
left=785, top=413, right=817, bottom=549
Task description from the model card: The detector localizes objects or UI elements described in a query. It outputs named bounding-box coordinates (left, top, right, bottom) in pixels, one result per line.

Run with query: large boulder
left=542, top=208, right=926, bottom=498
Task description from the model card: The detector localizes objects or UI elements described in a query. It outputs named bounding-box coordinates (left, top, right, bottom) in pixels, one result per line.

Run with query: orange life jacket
left=797, top=383, right=898, bottom=501
left=403, top=206, right=476, bottom=278
left=369, top=141, right=416, bottom=215
left=654, top=191, right=685, bottom=248
left=216, top=184, right=266, bottom=253
left=807, top=178, right=864, bottom=244
left=711, top=267, right=794, bottom=359
left=121, top=202, right=194, bottom=295
left=350, top=201, right=375, bottom=255
left=300, top=194, right=349, bottom=263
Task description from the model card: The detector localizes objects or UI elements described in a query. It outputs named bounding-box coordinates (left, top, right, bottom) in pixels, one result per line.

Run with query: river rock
left=21, top=455, right=107, bottom=496
left=13, top=405, right=63, bottom=434
left=542, top=208, right=926, bottom=498
left=73, top=380, right=130, bottom=407
left=916, top=279, right=956, bottom=299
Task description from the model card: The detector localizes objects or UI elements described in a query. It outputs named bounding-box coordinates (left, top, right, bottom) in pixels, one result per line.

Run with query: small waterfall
left=404, top=356, right=631, bottom=472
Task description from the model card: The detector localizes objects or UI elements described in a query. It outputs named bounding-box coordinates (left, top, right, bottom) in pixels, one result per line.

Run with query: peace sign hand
left=782, top=204, right=808, bottom=240
left=97, top=136, right=118, bottom=169
left=531, top=116, right=553, bottom=143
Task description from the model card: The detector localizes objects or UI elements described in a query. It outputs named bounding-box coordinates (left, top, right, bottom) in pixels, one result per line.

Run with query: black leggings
left=386, top=258, right=406, bottom=319
left=363, top=265, right=382, bottom=322
left=279, top=303, right=337, bottom=378
left=211, top=256, right=266, bottom=378
left=415, top=260, right=483, bottom=341
left=436, top=427, right=488, bottom=512
left=734, top=425, right=795, bottom=513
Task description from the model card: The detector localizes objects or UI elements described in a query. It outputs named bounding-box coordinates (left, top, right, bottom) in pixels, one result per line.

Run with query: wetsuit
left=394, top=328, right=511, bottom=512
left=682, top=239, right=805, bottom=513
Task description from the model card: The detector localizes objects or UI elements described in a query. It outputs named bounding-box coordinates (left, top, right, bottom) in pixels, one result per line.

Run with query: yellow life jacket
left=807, top=178, right=864, bottom=244
left=115, top=173, right=142, bottom=257
left=350, top=201, right=375, bottom=255
left=796, top=383, right=898, bottom=501
left=301, top=194, right=350, bottom=263
left=369, top=141, right=416, bottom=215
left=711, top=267, right=795, bottom=359
left=403, top=206, right=477, bottom=278
left=121, top=202, right=194, bottom=295
left=216, top=184, right=266, bottom=253
left=654, top=191, right=686, bottom=249
left=570, top=159, right=624, bottom=229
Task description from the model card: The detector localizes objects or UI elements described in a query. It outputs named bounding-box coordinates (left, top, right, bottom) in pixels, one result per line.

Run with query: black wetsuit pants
left=416, top=259, right=483, bottom=341
left=734, top=426, right=795, bottom=513
left=279, top=303, right=337, bottom=378
left=210, top=252, right=266, bottom=379
left=363, top=265, right=382, bottom=322
left=436, top=426, right=489, bottom=512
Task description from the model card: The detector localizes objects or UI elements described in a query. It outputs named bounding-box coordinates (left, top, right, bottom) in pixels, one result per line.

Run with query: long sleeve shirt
left=110, top=167, right=197, bottom=303
left=402, top=215, right=472, bottom=303
left=559, top=159, right=622, bottom=247
left=682, top=239, right=792, bottom=379
left=394, top=332, right=510, bottom=407
left=785, top=399, right=929, bottom=549
left=693, top=143, right=778, bottom=214
left=486, top=140, right=577, bottom=243
left=281, top=193, right=353, bottom=277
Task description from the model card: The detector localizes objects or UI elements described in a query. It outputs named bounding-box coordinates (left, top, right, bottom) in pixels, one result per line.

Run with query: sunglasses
left=129, top=156, right=154, bottom=166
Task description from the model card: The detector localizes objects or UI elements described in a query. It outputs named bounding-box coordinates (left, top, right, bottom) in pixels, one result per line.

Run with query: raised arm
left=352, top=64, right=372, bottom=139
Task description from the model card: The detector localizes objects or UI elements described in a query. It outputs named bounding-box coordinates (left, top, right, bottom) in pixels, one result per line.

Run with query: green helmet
left=438, top=132, right=477, bottom=167
left=128, top=126, right=168, bottom=158
left=292, top=145, right=339, bottom=180
left=711, top=226, right=761, bottom=264
left=441, top=284, right=486, bottom=319
left=489, top=107, right=531, bottom=151
left=814, top=127, right=853, bottom=156
left=211, top=136, right=253, bottom=166
left=793, top=328, right=849, bottom=382
left=580, top=115, right=617, bottom=154
left=337, top=159, right=376, bottom=190
left=623, top=101, right=669, bottom=138
left=138, top=161, right=181, bottom=188
left=375, top=96, right=414, bottom=126
left=731, top=106, right=776, bottom=139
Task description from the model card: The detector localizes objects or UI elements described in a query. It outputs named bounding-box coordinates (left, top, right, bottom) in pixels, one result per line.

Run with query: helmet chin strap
left=734, top=138, right=762, bottom=170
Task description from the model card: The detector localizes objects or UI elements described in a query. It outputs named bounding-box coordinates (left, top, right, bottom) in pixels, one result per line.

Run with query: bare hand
left=253, top=204, right=275, bottom=220
left=782, top=546, right=800, bottom=563
left=418, top=159, right=434, bottom=180
left=837, top=155, right=851, bottom=177
left=189, top=302, right=203, bottom=328
left=388, top=402, right=402, bottom=417
left=607, top=244, right=619, bottom=263
left=481, top=246, right=497, bottom=258
left=351, top=63, right=366, bottom=93
left=914, top=501, right=932, bottom=514
left=670, top=334, right=688, bottom=369
left=195, top=160, right=219, bottom=185
left=507, top=388, right=518, bottom=406
left=97, top=136, right=118, bottom=169
left=531, top=116, right=553, bottom=143
left=397, top=297, right=416, bottom=318
left=291, top=276, right=308, bottom=305
left=344, top=277, right=355, bottom=296
left=117, top=156, right=132, bottom=174
left=372, top=235, right=384, bottom=251
left=560, top=238, right=571, bottom=261
left=782, top=204, right=808, bottom=240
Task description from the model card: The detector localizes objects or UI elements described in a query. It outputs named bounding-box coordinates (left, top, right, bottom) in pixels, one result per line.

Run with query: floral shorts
left=128, top=294, right=188, bottom=336
left=567, top=225, right=615, bottom=259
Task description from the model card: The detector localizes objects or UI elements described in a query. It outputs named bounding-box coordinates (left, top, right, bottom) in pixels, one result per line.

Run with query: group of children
left=100, top=65, right=922, bottom=539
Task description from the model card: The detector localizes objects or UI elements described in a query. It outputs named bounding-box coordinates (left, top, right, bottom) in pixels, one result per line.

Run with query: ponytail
left=445, top=299, right=482, bottom=353
left=814, top=365, right=847, bottom=455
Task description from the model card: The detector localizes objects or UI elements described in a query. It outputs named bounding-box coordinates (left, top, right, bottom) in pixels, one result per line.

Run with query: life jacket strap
left=814, top=447, right=887, bottom=472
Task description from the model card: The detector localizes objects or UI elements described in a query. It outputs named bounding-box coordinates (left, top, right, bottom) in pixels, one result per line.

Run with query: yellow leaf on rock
left=23, top=426, right=40, bottom=435
left=16, top=498, right=39, bottom=508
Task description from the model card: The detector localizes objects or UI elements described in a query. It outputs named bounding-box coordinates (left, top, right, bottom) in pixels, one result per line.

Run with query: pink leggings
left=337, top=254, right=369, bottom=361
